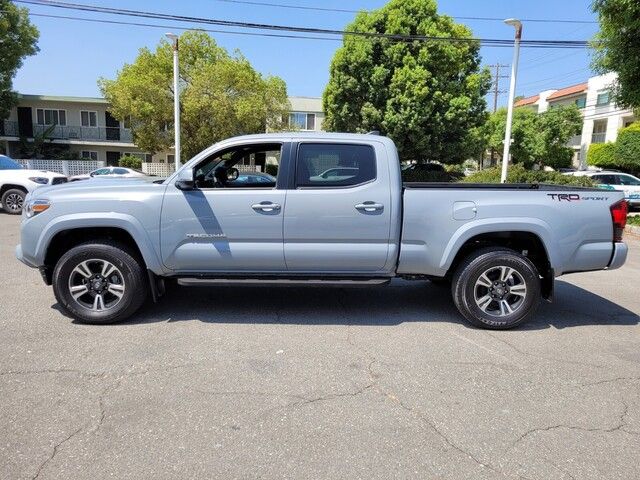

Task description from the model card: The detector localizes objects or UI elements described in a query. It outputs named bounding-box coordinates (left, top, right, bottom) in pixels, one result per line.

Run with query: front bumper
left=608, top=242, right=628, bottom=270
left=15, top=244, right=35, bottom=267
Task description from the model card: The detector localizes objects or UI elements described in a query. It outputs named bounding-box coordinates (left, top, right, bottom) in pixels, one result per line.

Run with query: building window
left=80, top=111, right=97, bottom=127
left=596, top=91, right=610, bottom=106
left=36, top=109, right=66, bottom=126
left=81, top=150, right=98, bottom=161
left=289, top=112, right=316, bottom=131
left=167, top=154, right=175, bottom=164
left=591, top=119, right=607, bottom=144
left=574, top=97, right=586, bottom=109
left=130, top=152, right=152, bottom=162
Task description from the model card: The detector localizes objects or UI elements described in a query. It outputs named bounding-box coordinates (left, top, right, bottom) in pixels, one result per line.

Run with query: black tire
left=451, top=247, right=541, bottom=330
left=52, top=241, right=148, bottom=324
left=2, top=188, right=26, bottom=214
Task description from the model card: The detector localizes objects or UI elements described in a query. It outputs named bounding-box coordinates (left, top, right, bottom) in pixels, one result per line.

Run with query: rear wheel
left=452, top=248, right=541, bottom=329
left=52, top=241, right=148, bottom=324
left=2, top=188, right=26, bottom=214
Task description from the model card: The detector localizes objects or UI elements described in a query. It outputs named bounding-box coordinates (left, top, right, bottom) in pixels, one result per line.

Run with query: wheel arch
left=445, top=230, right=554, bottom=300
left=1, top=183, right=29, bottom=197
left=38, top=214, right=164, bottom=283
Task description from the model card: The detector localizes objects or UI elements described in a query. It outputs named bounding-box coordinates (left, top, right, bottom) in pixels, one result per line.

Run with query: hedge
left=462, top=164, right=595, bottom=187
left=119, top=154, right=142, bottom=169
left=616, top=122, right=640, bottom=173
left=587, top=143, right=618, bottom=169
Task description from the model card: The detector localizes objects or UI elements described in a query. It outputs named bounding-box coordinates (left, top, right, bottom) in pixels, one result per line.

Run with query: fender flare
left=36, top=212, right=165, bottom=273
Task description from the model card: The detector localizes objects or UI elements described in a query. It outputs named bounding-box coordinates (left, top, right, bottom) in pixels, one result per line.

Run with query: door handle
left=355, top=202, right=384, bottom=212
left=252, top=202, right=281, bottom=212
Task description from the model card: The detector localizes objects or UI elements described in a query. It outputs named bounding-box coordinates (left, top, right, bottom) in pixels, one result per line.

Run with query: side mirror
left=174, top=168, right=195, bottom=191
left=227, top=167, right=239, bottom=181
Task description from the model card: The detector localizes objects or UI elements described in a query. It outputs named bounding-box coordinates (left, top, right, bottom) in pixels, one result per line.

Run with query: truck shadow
left=107, top=279, right=638, bottom=331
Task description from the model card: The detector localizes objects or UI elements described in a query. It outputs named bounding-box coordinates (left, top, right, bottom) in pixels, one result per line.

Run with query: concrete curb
left=626, top=224, right=640, bottom=237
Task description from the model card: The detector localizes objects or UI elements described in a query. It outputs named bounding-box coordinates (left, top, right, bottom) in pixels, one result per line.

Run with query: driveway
left=0, top=213, right=639, bottom=479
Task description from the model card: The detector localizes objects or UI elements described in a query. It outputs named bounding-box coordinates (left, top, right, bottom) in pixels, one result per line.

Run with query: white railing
left=567, top=135, right=582, bottom=147
left=591, top=132, right=606, bottom=144
left=15, top=159, right=105, bottom=176
left=142, top=162, right=175, bottom=177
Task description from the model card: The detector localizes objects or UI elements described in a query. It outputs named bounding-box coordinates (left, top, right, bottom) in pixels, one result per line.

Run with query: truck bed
left=403, top=182, right=602, bottom=191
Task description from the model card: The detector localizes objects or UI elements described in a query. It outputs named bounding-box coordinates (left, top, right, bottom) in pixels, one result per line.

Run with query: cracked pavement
left=1, top=214, right=639, bottom=479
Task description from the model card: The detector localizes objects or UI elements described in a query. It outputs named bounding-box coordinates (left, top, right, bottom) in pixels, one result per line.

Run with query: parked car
left=230, top=172, right=276, bottom=187
left=309, top=167, right=359, bottom=183
left=70, top=167, right=148, bottom=182
left=570, top=170, right=640, bottom=208
left=17, top=133, right=628, bottom=329
left=0, top=155, right=67, bottom=214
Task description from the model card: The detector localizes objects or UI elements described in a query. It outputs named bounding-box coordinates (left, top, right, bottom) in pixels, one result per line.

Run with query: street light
left=166, top=33, right=181, bottom=171
left=500, top=18, right=522, bottom=183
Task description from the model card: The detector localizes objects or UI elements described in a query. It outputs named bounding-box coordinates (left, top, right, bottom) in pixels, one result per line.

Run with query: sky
left=12, top=0, right=599, bottom=108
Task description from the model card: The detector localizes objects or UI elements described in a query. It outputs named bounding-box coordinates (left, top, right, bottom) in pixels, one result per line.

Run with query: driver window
left=193, top=143, right=281, bottom=189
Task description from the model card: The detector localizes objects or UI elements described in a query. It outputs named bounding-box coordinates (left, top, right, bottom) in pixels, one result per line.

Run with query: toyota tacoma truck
left=16, top=133, right=629, bottom=329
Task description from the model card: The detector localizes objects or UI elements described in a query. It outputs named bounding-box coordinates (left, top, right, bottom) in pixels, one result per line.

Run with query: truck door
left=160, top=142, right=288, bottom=272
left=283, top=142, right=392, bottom=272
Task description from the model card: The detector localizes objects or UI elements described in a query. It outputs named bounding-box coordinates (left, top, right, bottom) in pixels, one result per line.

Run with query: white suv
left=574, top=170, right=640, bottom=208
left=0, top=155, right=67, bottom=214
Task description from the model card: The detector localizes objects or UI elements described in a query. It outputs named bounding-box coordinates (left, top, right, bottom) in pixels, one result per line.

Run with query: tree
left=482, top=105, right=582, bottom=169
left=322, top=0, right=491, bottom=164
left=592, top=0, right=640, bottom=110
left=587, top=142, right=617, bottom=169
left=615, top=122, right=640, bottom=173
left=99, top=31, right=290, bottom=160
left=0, top=0, right=39, bottom=120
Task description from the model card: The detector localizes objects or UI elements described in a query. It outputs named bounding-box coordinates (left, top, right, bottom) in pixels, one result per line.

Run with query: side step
left=176, top=278, right=391, bottom=288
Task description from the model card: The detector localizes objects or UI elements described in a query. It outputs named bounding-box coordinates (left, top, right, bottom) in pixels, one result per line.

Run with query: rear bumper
left=608, top=242, right=628, bottom=270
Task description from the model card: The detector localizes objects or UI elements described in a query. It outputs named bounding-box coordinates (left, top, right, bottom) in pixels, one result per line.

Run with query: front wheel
left=2, top=188, right=26, bottom=214
left=52, top=241, right=148, bottom=324
left=452, top=248, right=541, bottom=329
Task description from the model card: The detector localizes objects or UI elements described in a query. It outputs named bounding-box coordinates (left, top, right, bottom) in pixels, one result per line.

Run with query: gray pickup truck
left=16, top=133, right=629, bottom=329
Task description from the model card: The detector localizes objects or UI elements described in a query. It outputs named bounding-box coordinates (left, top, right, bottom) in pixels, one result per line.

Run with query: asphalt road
left=1, top=213, right=639, bottom=480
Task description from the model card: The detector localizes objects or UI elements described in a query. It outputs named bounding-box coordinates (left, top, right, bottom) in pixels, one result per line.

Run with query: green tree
left=322, top=0, right=491, bottom=164
left=615, top=122, right=640, bottom=173
left=483, top=105, right=582, bottom=169
left=592, top=0, right=640, bottom=109
left=99, top=31, right=290, bottom=160
left=0, top=0, right=39, bottom=120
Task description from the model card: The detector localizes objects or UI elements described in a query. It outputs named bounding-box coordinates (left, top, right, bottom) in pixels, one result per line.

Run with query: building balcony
left=0, top=120, right=133, bottom=144
left=0, top=120, right=19, bottom=137
left=33, top=124, right=133, bottom=143
left=591, top=132, right=606, bottom=144
left=567, top=135, right=582, bottom=147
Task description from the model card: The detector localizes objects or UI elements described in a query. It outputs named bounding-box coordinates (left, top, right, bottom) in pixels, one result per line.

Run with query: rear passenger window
left=296, top=143, right=376, bottom=187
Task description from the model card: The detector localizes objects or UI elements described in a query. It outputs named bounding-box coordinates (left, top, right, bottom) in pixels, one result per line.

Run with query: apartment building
left=514, top=73, right=636, bottom=168
left=0, top=94, right=325, bottom=165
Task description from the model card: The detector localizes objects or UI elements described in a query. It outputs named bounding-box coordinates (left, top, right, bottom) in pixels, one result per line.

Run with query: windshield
left=0, top=155, right=24, bottom=170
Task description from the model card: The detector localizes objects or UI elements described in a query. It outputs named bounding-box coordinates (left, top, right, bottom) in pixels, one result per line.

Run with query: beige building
left=0, top=93, right=325, bottom=165
left=514, top=73, right=636, bottom=168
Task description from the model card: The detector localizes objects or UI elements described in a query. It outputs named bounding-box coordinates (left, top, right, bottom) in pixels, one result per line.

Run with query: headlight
left=28, top=176, right=49, bottom=185
left=24, top=199, right=50, bottom=218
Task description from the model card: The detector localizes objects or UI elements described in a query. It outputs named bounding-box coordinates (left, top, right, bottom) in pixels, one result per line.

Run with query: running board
left=176, top=278, right=390, bottom=288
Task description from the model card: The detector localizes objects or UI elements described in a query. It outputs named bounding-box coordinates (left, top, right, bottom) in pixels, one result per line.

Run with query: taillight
left=610, top=200, right=628, bottom=242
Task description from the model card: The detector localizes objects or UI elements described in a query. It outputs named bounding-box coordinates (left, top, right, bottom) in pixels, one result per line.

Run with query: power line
left=15, top=0, right=595, bottom=49
left=209, top=0, right=599, bottom=24
left=24, top=11, right=343, bottom=42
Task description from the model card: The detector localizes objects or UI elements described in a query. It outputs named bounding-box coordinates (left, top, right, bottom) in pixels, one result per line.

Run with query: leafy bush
left=616, top=122, right=640, bottom=174
left=402, top=169, right=462, bottom=183
left=587, top=142, right=618, bottom=169
left=462, top=164, right=595, bottom=187
left=119, top=154, right=142, bottom=169
left=627, top=215, right=640, bottom=226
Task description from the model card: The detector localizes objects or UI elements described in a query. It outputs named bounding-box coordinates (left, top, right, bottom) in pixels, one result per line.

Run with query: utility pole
left=487, top=63, right=509, bottom=168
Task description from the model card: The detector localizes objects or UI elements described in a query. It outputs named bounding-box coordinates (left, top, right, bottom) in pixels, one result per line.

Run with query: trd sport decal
left=547, top=194, right=610, bottom=202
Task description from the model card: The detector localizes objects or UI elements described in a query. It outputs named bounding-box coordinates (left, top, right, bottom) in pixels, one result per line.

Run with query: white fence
left=140, top=163, right=261, bottom=176
left=142, top=162, right=176, bottom=177
left=15, top=159, right=105, bottom=176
